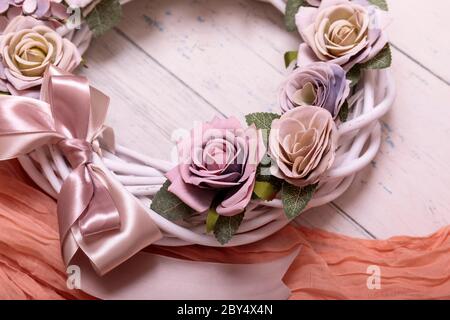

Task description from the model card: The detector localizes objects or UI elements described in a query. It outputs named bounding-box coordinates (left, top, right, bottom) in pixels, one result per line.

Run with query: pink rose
left=295, top=0, right=389, bottom=70
left=166, top=117, right=266, bottom=216
left=269, top=106, right=336, bottom=187
left=0, top=16, right=81, bottom=97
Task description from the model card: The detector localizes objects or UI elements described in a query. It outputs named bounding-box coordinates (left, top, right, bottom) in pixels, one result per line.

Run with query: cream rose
left=295, top=0, right=388, bottom=70
left=0, top=16, right=81, bottom=96
left=269, top=106, right=336, bottom=187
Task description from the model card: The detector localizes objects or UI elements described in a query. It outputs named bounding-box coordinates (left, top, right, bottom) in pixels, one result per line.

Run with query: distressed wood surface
left=80, top=0, right=450, bottom=240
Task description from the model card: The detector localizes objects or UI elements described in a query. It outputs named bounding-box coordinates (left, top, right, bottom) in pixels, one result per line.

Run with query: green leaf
left=150, top=180, right=194, bottom=221
left=368, top=0, right=389, bottom=11
left=206, top=208, right=219, bottom=233
left=245, top=112, right=280, bottom=147
left=214, top=213, right=244, bottom=245
left=284, top=51, right=298, bottom=68
left=346, top=65, right=361, bottom=87
left=281, top=183, right=317, bottom=219
left=253, top=181, right=278, bottom=201
left=360, top=44, right=392, bottom=70
left=338, top=100, right=349, bottom=122
left=245, top=112, right=280, bottom=131
left=285, top=0, right=305, bottom=32
left=85, top=0, right=122, bottom=37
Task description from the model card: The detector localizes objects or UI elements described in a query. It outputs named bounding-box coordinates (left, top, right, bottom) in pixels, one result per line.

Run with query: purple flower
left=166, top=117, right=266, bottom=216
left=279, top=62, right=350, bottom=118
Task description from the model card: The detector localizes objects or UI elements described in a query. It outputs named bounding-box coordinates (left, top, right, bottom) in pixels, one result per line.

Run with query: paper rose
left=0, top=15, right=81, bottom=96
left=279, top=62, right=350, bottom=118
left=166, top=117, right=266, bottom=216
left=269, top=106, right=336, bottom=187
left=295, top=0, right=389, bottom=70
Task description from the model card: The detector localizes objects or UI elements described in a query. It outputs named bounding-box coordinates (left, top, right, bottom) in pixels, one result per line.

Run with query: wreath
left=0, top=0, right=394, bottom=276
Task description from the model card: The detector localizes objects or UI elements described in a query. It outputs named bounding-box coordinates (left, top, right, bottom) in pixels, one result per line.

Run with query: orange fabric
left=0, top=160, right=449, bottom=300
left=0, top=161, right=90, bottom=299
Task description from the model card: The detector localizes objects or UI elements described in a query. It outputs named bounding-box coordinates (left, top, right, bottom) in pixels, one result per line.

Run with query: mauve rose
left=279, top=62, right=350, bottom=118
left=0, top=16, right=81, bottom=96
left=295, top=0, right=389, bottom=70
left=269, top=106, right=336, bottom=187
left=166, top=117, right=266, bottom=216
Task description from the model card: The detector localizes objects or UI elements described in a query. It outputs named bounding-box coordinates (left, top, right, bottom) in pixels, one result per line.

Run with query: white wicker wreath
left=0, top=0, right=394, bottom=250
left=18, top=67, right=395, bottom=247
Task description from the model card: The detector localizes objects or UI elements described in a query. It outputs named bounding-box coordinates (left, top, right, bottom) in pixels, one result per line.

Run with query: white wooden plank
left=334, top=48, right=450, bottom=238
left=79, top=29, right=220, bottom=160
left=389, top=0, right=450, bottom=83
left=117, top=0, right=299, bottom=119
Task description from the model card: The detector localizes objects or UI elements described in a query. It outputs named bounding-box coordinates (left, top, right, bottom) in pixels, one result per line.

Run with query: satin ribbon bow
left=0, top=65, right=162, bottom=275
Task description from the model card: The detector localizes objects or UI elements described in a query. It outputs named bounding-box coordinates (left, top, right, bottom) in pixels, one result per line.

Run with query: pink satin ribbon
left=0, top=65, right=162, bottom=275
left=75, top=249, right=299, bottom=300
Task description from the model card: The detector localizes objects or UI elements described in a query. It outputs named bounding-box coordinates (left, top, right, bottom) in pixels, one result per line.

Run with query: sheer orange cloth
left=0, top=160, right=449, bottom=299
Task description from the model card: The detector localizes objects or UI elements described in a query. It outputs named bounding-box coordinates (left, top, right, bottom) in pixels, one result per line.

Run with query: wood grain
left=81, top=0, right=450, bottom=239
left=389, top=0, right=450, bottom=84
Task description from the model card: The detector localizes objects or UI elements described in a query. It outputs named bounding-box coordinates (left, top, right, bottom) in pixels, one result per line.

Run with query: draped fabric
left=0, top=161, right=90, bottom=299
left=0, top=160, right=449, bottom=300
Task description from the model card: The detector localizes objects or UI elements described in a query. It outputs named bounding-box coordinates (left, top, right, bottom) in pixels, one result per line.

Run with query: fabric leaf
left=151, top=180, right=194, bottom=221
left=284, top=51, right=298, bottom=68
left=85, top=0, right=122, bottom=37
left=285, top=0, right=305, bottom=32
left=281, top=183, right=317, bottom=219
left=361, top=44, right=392, bottom=70
left=214, top=213, right=244, bottom=245
left=368, top=0, right=389, bottom=11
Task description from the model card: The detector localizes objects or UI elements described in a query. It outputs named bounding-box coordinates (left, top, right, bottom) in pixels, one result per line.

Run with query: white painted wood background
left=80, top=0, right=450, bottom=240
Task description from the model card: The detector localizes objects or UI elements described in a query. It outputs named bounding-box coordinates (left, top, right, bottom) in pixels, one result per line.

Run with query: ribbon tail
left=70, top=161, right=163, bottom=275
left=76, top=248, right=300, bottom=300
left=58, top=165, right=95, bottom=265
left=78, top=166, right=121, bottom=237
